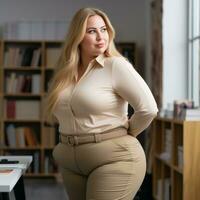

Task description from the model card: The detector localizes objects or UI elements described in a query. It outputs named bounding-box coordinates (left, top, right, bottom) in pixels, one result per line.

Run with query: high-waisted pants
left=52, top=131, right=146, bottom=200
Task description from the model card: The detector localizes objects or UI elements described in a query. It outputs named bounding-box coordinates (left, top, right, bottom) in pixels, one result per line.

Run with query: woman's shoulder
left=106, top=56, right=133, bottom=70
left=104, top=56, right=129, bottom=66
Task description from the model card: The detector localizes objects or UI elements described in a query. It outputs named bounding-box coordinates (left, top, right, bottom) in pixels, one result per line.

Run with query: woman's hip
left=76, top=134, right=146, bottom=175
left=53, top=132, right=146, bottom=175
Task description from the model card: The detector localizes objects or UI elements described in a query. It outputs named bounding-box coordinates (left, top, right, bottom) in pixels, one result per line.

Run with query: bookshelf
left=152, top=117, right=200, bottom=200
left=0, top=40, right=61, bottom=177
left=0, top=39, right=137, bottom=177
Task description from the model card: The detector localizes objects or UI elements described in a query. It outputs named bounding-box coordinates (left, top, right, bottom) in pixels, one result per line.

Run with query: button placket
left=68, top=62, right=94, bottom=118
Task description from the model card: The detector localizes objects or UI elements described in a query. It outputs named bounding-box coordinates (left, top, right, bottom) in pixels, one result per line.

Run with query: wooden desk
left=0, top=156, right=32, bottom=200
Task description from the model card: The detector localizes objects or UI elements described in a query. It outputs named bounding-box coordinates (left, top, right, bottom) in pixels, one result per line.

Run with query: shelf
left=156, top=116, right=184, bottom=124
left=152, top=117, right=200, bottom=200
left=1, top=146, right=41, bottom=150
left=4, top=93, right=42, bottom=97
left=155, top=154, right=171, bottom=168
left=37, top=146, right=55, bottom=150
left=44, top=68, right=55, bottom=70
left=2, top=40, right=44, bottom=43
left=4, top=119, right=41, bottom=123
left=3, top=67, right=41, bottom=71
left=173, top=165, right=183, bottom=174
left=25, top=173, right=60, bottom=178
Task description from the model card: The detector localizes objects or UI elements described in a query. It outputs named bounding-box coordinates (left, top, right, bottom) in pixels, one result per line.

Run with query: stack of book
left=5, top=100, right=40, bottom=120
left=180, top=108, right=200, bottom=121
left=5, top=73, right=41, bottom=94
left=4, top=47, right=41, bottom=67
left=6, top=124, right=39, bottom=147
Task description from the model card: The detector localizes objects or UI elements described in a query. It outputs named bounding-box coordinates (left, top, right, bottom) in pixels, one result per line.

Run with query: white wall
left=162, top=0, right=188, bottom=109
left=0, top=0, right=147, bottom=68
left=0, top=0, right=189, bottom=108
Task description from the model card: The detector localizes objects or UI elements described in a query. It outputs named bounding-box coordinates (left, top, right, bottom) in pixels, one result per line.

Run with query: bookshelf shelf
left=3, top=67, right=41, bottom=70
left=4, top=119, right=41, bottom=123
left=25, top=173, right=60, bottom=178
left=4, top=94, right=42, bottom=97
left=0, top=39, right=137, bottom=178
left=43, top=147, right=54, bottom=150
left=152, top=117, right=200, bottom=200
left=173, top=165, right=183, bottom=174
left=3, top=40, right=45, bottom=43
left=2, top=146, right=41, bottom=150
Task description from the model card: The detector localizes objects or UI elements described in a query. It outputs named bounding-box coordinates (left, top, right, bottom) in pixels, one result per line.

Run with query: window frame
left=188, top=0, right=200, bottom=107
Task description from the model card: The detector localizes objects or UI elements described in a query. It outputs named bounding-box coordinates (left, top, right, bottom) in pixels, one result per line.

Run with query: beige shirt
left=53, top=54, right=158, bottom=137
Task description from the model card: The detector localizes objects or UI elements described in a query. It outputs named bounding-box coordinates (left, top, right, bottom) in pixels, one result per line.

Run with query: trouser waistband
left=59, top=127, right=127, bottom=146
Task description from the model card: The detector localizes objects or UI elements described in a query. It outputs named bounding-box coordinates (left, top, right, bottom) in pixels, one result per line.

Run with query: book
left=16, top=127, right=26, bottom=147
left=24, top=127, right=38, bottom=146
left=31, top=48, right=41, bottom=66
left=32, top=74, right=41, bottom=94
left=21, top=47, right=35, bottom=66
left=6, top=124, right=16, bottom=147
left=0, top=169, right=13, bottom=174
left=173, top=99, right=194, bottom=119
left=15, top=100, right=40, bottom=120
left=6, top=100, right=16, bottom=119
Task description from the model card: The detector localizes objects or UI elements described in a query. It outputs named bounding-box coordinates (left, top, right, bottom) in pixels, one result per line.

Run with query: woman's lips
left=96, top=43, right=105, bottom=48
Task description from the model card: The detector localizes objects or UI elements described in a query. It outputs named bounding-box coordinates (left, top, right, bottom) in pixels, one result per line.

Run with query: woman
left=46, top=7, right=158, bottom=200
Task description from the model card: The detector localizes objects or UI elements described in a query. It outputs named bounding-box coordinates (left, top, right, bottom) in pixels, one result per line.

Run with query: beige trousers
left=53, top=133, right=146, bottom=200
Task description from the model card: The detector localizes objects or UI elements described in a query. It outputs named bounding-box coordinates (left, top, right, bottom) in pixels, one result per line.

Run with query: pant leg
left=60, top=167, right=87, bottom=200
left=86, top=160, right=145, bottom=200
left=52, top=143, right=87, bottom=200
left=85, top=136, right=146, bottom=200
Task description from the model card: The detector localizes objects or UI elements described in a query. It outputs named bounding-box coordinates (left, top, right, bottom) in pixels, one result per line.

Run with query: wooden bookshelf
left=0, top=40, right=61, bottom=177
left=152, top=117, right=200, bottom=200
left=0, top=39, right=137, bottom=178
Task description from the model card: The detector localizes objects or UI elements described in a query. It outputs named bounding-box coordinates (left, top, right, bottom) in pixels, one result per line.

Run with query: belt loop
left=74, top=136, right=79, bottom=145
left=94, top=134, right=102, bottom=143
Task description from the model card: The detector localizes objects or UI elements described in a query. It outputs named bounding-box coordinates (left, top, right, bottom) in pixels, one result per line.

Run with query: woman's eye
left=88, top=30, right=95, bottom=34
left=101, top=28, right=107, bottom=32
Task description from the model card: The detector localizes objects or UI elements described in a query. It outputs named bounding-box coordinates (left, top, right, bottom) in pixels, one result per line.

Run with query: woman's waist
left=59, top=127, right=128, bottom=146
left=58, top=119, right=129, bottom=135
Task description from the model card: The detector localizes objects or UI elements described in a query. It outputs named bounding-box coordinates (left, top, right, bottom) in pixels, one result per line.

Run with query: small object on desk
left=0, top=169, right=13, bottom=174
left=0, top=159, right=19, bottom=164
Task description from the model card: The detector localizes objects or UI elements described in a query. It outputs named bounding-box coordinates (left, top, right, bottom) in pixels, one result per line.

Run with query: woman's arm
left=112, top=57, right=158, bottom=137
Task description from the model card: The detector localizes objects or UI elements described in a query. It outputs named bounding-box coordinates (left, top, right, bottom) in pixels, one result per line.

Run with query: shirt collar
left=75, top=54, right=106, bottom=82
left=95, top=54, right=106, bottom=67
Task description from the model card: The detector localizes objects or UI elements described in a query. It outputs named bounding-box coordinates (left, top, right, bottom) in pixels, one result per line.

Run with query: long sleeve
left=112, top=57, right=158, bottom=137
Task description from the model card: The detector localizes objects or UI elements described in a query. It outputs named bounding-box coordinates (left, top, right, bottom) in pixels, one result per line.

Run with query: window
left=188, top=0, right=200, bottom=107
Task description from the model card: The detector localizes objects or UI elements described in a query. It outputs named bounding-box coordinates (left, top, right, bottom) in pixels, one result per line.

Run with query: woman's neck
left=80, top=53, right=96, bottom=70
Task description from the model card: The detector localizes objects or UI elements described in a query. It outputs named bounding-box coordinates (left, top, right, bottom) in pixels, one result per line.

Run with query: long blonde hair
left=45, top=7, right=122, bottom=121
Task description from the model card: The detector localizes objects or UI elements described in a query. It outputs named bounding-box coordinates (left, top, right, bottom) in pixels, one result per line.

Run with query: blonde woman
left=46, top=7, right=158, bottom=200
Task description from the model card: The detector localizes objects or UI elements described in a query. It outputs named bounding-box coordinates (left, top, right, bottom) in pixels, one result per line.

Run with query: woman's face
left=80, top=15, right=109, bottom=58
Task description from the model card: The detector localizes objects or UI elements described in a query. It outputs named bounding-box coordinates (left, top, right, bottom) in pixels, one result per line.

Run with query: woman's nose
left=96, top=31, right=103, bottom=40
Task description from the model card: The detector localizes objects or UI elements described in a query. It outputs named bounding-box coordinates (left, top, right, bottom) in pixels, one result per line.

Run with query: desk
left=0, top=156, right=32, bottom=200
